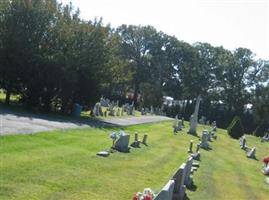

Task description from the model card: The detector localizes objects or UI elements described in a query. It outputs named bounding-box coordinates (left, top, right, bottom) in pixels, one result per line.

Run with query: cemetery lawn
left=0, top=122, right=268, bottom=200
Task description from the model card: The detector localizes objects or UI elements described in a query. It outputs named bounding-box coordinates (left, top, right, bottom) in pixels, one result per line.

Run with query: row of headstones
left=187, top=129, right=217, bottom=161
left=141, top=106, right=165, bottom=116
left=154, top=156, right=199, bottom=200
left=100, top=97, right=119, bottom=107
left=239, top=135, right=256, bottom=159
left=92, top=102, right=136, bottom=117
left=113, top=132, right=148, bottom=152
left=97, top=132, right=148, bottom=157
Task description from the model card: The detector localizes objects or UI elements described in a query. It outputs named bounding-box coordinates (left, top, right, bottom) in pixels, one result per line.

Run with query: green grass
left=0, top=122, right=268, bottom=200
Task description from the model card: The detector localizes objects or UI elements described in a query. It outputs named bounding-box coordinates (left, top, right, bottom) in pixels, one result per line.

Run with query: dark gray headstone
left=142, top=134, right=148, bottom=145
left=154, top=180, right=175, bottom=200
left=172, top=163, right=186, bottom=200
left=184, top=157, right=193, bottom=188
left=115, top=134, right=130, bottom=152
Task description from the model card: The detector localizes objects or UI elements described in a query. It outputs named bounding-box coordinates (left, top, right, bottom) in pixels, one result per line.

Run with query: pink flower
left=143, top=194, right=153, bottom=200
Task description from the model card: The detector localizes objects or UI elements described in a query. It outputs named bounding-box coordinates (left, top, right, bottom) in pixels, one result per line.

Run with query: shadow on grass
left=248, top=157, right=259, bottom=161
left=201, top=146, right=213, bottom=151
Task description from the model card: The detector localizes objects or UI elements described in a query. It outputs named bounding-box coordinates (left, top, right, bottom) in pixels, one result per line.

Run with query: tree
left=117, top=25, right=162, bottom=105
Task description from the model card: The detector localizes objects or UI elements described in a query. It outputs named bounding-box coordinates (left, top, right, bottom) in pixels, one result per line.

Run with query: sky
left=60, top=0, right=269, bottom=60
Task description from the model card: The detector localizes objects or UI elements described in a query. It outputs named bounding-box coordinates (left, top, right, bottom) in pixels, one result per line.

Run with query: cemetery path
left=101, top=116, right=173, bottom=126
left=0, top=107, right=172, bottom=135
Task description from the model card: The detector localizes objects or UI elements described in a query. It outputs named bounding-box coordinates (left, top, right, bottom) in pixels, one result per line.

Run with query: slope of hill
left=0, top=121, right=268, bottom=200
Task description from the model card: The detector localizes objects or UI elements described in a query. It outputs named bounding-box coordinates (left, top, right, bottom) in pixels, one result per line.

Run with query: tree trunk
left=133, top=81, right=139, bottom=107
left=5, top=90, right=10, bottom=105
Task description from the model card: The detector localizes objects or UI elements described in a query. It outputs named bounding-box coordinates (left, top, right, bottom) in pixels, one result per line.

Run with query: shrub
left=227, top=116, right=244, bottom=139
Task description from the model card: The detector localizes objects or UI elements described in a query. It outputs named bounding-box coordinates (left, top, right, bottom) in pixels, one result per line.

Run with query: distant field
left=0, top=122, right=268, bottom=200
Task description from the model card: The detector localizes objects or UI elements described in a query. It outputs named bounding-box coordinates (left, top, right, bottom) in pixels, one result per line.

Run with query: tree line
left=0, top=0, right=268, bottom=134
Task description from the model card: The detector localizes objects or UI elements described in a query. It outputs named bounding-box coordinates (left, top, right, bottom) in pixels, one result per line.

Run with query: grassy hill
left=0, top=121, right=268, bottom=200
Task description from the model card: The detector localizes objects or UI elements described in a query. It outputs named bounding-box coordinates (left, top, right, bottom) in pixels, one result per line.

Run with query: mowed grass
left=0, top=122, right=268, bottom=200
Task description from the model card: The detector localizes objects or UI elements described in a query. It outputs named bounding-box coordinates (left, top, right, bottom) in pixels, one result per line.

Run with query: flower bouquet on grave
left=132, top=188, right=156, bottom=200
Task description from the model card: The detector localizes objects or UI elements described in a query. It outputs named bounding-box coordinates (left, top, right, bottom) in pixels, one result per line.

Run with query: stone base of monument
left=192, top=162, right=200, bottom=168
left=131, top=141, right=141, bottom=148
left=191, top=167, right=198, bottom=173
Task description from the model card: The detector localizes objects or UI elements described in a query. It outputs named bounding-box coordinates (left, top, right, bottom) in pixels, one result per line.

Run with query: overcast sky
left=61, top=0, right=269, bottom=60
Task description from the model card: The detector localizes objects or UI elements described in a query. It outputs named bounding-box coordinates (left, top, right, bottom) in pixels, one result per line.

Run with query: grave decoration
left=132, top=188, right=156, bottom=200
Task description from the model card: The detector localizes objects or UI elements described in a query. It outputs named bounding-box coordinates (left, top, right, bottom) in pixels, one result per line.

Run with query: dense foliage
left=0, top=0, right=268, bottom=134
left=227, top=116, right=245, bottom=139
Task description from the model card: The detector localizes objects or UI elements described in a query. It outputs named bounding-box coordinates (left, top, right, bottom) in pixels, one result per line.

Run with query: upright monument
left=188, top=95, right=201, bottom=135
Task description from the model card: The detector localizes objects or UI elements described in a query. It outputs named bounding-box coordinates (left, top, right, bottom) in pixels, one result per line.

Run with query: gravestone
left=131, top=132, right=140, bottom=148
left=178, top=120, right=182, bottom=131
left=141, top=108, right=146, bottom=115
left=172, top=163, right=186, bottom=200
left=184, top=157, right=193, bottom=188
left=114, top=133, right=130, bottom=152
left=196, top=143, right=200, bottom=152
left=121, top=106, right=124, bottom=116
left=173, top=115, right=180, bottom=134
left=132, top=107, right=136, bottom=116
left=247, top=147, right=256, bottom=159
left=200, top=130, right=210, bottom=149
left=181, top=117, right=185, bottom=128
left=262, top=132, right=269, bottom=142
left=93, top=102, right=101, bottom=116
left=154, top=180, right=175, bottom=200
left=188, top=140, right=193, bottom=153
left=239, top=136, right=247, bottom=150
left=241, top=137, right=246, bottom=149
left=199, top=116, right=206, bottom=125
left=211, top=121, right=217, bottom=131
left=207, top=132, right=213, bottom=142
left=116, top=108, right=120, bottom=116
left=150, top=106, right=154, bottom=115
left=188, top=95, right=201, bottom=135
left=72, top=103, right=82, bottom=117
left=142, top=134, right=148, bottom=145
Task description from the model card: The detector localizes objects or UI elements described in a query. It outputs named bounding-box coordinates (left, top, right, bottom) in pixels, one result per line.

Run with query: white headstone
left=188, top=95, right=201, bottom=135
